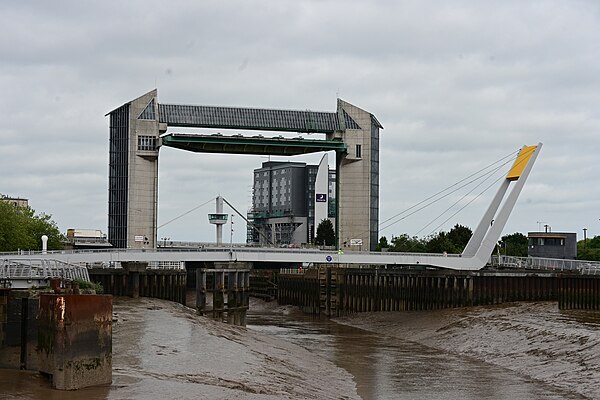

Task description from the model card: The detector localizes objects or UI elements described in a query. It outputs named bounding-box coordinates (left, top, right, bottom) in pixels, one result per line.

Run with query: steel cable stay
left=377, top=149, right=519, bottom=231
left=378, top=164, right=504, bottom=233
left=424, top=172, right=507, bottom=237
left=157, top=197, right=216, bottom=229
left=378, top=150, right=519, bottom=235
left=414, top=163, right=509, bottom=237
left=420, top=145, right=540, bottom=238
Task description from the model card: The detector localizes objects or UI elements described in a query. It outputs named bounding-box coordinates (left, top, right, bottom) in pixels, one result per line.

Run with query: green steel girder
left=160, top=133, right=347, bottom=156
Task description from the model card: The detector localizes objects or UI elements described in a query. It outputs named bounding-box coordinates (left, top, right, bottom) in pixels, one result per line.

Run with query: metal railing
left=0, top=259, right=90, bottom=283
left=490, top=255, right=600, bottom=274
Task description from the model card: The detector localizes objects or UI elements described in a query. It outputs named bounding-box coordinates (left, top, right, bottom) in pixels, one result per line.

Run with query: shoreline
left=334, top=301, right=600, bottom=399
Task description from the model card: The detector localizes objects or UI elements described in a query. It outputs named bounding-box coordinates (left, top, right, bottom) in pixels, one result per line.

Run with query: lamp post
left=583, top=228, right=588, bottom=256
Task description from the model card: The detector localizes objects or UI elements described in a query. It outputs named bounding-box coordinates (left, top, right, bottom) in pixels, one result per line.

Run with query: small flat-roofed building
left=1, top=196, right=28, bottom=208
left=528, top=231, right=577, bottom=259
left=64, top=229, right=112, bottom=250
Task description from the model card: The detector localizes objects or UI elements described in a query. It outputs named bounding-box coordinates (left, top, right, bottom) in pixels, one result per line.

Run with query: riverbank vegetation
left=0, top=198, right=64, bottom=252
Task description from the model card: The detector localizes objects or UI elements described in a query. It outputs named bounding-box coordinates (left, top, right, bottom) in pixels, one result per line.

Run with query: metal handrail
left=0, top=259, right=90, bottom=282
left=490, top=255, right=600, bottom=274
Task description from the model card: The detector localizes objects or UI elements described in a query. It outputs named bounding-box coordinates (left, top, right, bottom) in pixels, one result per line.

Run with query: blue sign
left=326, top=255, right=333, bottom=263
left=316, top=193, right=327, bottom=202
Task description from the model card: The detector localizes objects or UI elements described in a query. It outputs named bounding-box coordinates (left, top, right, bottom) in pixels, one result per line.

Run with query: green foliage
left=390, top=234, right=426, bottom=253
left=315, top=219, right=335, bottom=246
left=387, top=224, right=473, bottom=254
left=376, top=236, right=389, bottom=251
left=447, top=224, right=473, bottom=252
left=0, top=200, right=64, bottom=252
left=577, top=236, right=600, bottom=261
left=498, top=232, right=528, bottom=257
left=72, top=278, right=104, bottom=294
left=425, top=231, right=458, bottom=253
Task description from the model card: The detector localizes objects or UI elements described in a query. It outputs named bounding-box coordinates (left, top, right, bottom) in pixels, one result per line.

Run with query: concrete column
left=122, top=262, right=148, bottom=298
left=196, top=269, right=206, bottom=315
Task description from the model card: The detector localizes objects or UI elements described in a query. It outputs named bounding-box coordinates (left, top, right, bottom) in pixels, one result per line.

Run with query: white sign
left=350, top=239, right=363, bottom=246
left=134, top=235, right=145, bottom=242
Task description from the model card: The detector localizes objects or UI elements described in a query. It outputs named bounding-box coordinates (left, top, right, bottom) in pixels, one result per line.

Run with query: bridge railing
left=490, top=255, right=600, bottom=274
left=0, top=259, right=91, bottom=283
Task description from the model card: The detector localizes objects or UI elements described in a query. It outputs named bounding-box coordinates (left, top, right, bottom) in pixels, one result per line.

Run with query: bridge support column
left=122, top=262, right=148, bottom=298
left=196, top=269, right=207, bottom=315
left=195, top=267, right=249, bottom=326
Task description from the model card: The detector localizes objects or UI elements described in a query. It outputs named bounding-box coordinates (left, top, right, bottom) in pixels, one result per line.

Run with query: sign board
left=326, top=255, right=333, bottom=263
left=134, top=235, right=144, bottom=242
left=315, top=193, right=327, bottom=202
left=350, top=239, right=363, bottom=246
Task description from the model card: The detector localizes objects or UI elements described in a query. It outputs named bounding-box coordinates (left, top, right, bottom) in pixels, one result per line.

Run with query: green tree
left=425, top=231, right=458, bottom=254
left=376, top=236, right=389, bottom=251
left=390, top=234, right=426, bottom=253
left=447, top=224, right=472, bottom=252
left=315, top=219, right=335, bottom=246
left=498, top=232, right=528, bottom=257
left=577, top=235, right=600, bottom=261
left=0, top=201, right=64, bottom=252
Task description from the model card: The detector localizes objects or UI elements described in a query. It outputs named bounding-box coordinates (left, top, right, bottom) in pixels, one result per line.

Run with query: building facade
left=528, top=231, right=577, bottom=259
left=329, top=99, right=381, bottom=250
left=1, top=196, right=29, bottom=208
left=107, top=90, right=160, bottom=249
left=247, top=160, right=336, bottom=246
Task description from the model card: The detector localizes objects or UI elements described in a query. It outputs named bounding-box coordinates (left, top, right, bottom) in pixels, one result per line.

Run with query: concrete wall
left=334, top=100, right=379, bottom=251
left=126, top=90, right=159, bottom=249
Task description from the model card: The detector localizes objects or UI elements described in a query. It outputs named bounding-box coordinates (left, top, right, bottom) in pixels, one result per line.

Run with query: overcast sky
left=2, top=0, right=599, bottom=245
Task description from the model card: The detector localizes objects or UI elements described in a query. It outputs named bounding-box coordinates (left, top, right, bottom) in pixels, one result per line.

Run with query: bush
left=72, top=278, right=104, bottom=294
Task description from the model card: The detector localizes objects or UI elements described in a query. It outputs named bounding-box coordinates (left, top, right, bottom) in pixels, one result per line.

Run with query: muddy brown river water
left=1, top=298, right=598, bottom=399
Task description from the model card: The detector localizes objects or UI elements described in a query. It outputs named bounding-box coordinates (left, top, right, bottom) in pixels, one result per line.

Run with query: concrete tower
left=107, top=89, right=160, bottom=248
left=330, top=99, right=382, bottom=251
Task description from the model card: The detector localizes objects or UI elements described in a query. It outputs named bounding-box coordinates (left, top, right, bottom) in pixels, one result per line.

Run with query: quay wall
left=279, top=268, right=564, bottom=317
left=558, top=274, right=600, bottom=310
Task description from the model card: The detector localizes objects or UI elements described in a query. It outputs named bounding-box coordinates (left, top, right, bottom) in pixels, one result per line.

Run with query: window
left=137, top=135, right=156, bottom=151
left=356, top=144, right=362, bottom=158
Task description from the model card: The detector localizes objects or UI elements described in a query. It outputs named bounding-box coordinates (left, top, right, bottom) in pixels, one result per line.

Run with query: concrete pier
left=37, top=294, right=112, bottom=390
left=89, top=268, right=187, bottom=304
left=195, top=268, right=250, bottom=326
left=0, top=289, right=112, bottom=390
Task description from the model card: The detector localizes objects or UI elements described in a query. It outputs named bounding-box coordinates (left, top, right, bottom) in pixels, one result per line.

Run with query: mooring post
left=227, top=271, right=236, bottom=325
left=239, top=271, right=249, bottom=326
left=214, top=271, right=224, bottom=321
left=196, top=269, right=206, bottom=315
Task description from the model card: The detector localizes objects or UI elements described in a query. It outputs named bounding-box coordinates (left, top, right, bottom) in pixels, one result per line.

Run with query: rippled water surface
left=247, top=302, right=596, bottom=400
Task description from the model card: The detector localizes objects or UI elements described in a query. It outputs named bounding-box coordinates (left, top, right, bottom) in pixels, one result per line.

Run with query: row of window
left=137, top=135, right=157, bottom=151
left=529, top=238, right=565, bottom=246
